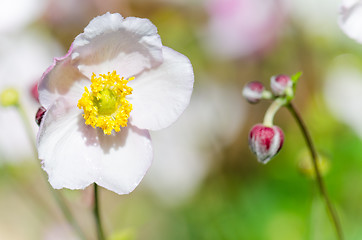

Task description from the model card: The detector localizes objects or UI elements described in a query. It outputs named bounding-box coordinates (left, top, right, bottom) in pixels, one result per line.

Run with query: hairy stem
left=287, top=103, right=343, bottom=240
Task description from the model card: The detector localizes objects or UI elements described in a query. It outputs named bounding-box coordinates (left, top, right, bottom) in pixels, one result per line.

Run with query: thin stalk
left=263, top=98, right=286, bottom=127
left=287, top=102, right=343, bottom=240
left=15, top=103, right=87, bottom=240
left=15, top=103, right=37, bottom=158
left=94, top=184, right=106, bottom=240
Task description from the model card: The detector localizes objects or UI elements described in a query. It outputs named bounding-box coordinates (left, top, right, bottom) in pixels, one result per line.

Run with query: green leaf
left=291, top=71, right=302, bottom=84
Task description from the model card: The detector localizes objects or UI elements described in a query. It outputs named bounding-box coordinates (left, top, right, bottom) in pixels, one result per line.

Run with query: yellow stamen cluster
left=77, top=71, right=134, bottom=135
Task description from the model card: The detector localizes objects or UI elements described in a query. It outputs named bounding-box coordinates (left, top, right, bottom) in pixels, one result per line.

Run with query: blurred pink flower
left=339, top=0, right=362, bottom=43
left=205, top=0, right=286, bottom=59
left=0, top=32, right=61, bottom=162
left=43, top=0, right=130, bottom=34
left=37, top=13, right=194, bottom=195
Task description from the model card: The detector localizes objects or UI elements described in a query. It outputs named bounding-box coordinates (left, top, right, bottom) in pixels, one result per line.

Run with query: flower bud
left=248, top=124, right=284, bottom=164
left=30, top=81, right=39, bottom=103
left=0, top=88, right=19, bottom=107
left=242, top=81, right=265, bottom=103
left=270, top=74, right=292, bottom=96
left=298, top=150, right=330, bottom=179
left=35, top=106, right=46, bottom=126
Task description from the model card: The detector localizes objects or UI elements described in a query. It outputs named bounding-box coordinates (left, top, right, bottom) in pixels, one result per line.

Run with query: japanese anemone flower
left=37, top=13, right=194, bottom=195
left=339, top=0, right=362, bottom=43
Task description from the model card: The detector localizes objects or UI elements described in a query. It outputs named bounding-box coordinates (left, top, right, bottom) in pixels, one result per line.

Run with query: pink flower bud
left=31, top=81, right=39, bottom=103
left=35, top=106, right=46, bottom=126
left=248, top=124, right=284, bottom=163
left=242, top=81, right=265, bottom=103
left=270, top=74, right=292, bottom=96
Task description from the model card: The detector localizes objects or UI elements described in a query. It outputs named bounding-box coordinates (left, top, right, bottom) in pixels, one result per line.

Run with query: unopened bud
left=270, top=74, right=292, bottom=96
left=0, top=88, right=19, bottom=107
left=31, top=81, right=39, bottom=103
left=242, top=81, right=265, bottom=103
left=248, top=124, right=284, bottom=164
left=35, top=106, right=46, bottom=126
left=298, top=150, right=330, bottom=178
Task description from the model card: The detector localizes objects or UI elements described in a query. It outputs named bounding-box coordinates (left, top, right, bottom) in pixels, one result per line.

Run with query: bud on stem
left=248, top=124, right=284, bottom=164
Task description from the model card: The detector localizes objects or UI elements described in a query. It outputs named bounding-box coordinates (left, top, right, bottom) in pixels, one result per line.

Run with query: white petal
left=339, top=1, right=362, bottom=43
left=95, top=125, right=152, bottom=195
left=37, top=98, right=100, bottom=190
left=38, top=46, right=89, bottom=109
left=129, top=46, right=194, bottom=130
left=72, top=12, right=163, bottom=79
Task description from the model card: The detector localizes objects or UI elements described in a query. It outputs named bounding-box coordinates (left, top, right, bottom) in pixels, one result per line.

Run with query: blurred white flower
left=43, top=224, right=79, bottom=240
left=0, top=0, right=46, bottom=33
left=0, top=31, right=61, bottom=162
left=145, top=81, right=245, bottom=204
left=37, top=13, right=194, bottom=195
left=324, top=54, right=362, bottom=137
left=204, top=0, right=286, bottom=59
left=339, top=0, right=362, bottom=43
left=288, top=0, right=341, bottom=37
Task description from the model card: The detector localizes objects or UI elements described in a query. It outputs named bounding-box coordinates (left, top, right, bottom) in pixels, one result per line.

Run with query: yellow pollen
left=77, top=71, right=134, bottom=135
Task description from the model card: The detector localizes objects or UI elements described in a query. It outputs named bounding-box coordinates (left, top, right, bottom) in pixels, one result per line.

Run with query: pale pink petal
left=128, top=46, right=194, bottom=130
left=37, top=98, right=100, bottom=190
left=95, top=125, right=152, bottom=195
left=38, top=46, right=89, bottom=108
left=72, top=12, right=163, bottom=79
left=339, top=0, right=362, bottom=43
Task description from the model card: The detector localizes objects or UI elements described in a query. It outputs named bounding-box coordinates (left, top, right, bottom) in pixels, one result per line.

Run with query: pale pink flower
left=37, top=13, right=194, bottom=195
left=339, top=0, right=362, bottom=43
left=204, top=0, right=286, bottom=58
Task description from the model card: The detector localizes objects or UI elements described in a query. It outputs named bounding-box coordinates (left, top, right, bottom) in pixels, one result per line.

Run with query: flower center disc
left=77, top=71, right=133, bottom=135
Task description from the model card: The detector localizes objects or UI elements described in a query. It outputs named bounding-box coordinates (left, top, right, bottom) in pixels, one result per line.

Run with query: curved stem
left=15, top=103, right=87, bottom=240
left=263, top=98, right=287, bottom=127
left=287, top=103, right=343, bottom=240
left=94, top=184, right=106, bottom=240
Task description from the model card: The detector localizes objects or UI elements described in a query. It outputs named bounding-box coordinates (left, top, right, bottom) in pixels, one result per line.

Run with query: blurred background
left=1, top=0, right=362, bottom=239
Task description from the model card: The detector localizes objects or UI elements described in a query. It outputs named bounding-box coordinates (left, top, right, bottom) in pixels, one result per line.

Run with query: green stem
left=15, top=103, right=87, bottom=240
left=94, top=184, right=106, bottom=240
left=263, top=98, right=287, bottom=127
left=15, top=103, right=37, bottom=158
left=287, top=103, right=343, bottom=240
